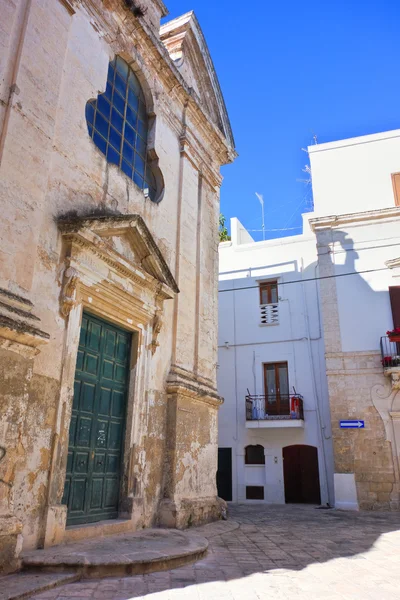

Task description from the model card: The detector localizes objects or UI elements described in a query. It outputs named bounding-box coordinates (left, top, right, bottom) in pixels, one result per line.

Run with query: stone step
left=22, top=528, right=208, bottom=579
left=0, top=571, right=79, bottom=600
left=64, top=518, right=133, bottom=544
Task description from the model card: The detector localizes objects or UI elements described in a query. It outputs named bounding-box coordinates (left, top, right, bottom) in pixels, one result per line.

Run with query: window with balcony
left=259, top=280, right=279, bottom=325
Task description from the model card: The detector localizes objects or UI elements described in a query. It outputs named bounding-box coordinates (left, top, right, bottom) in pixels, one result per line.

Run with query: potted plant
left=387, top=327, right=400, bottom=343
left=382, top=355, right=400, bottom=368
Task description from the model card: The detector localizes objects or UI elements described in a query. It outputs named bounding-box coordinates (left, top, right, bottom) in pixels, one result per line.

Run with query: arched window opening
left=85, top=56, right=158, bottom=202
left=245, top=444, right=265, bottom=465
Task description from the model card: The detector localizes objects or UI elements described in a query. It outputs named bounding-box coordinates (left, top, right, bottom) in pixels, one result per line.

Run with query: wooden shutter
left=391, top=173, right=400, bottom=207
left=389, top=286, right=400, bottom=328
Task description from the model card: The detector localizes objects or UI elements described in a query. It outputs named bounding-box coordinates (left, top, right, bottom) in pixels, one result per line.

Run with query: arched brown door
left=283, top=445, right=321, bottom=504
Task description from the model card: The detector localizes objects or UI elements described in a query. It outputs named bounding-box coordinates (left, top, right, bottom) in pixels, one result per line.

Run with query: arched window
left=85, top=56, right=157, bottom=202
left=245, top=445, right=265, bottom=465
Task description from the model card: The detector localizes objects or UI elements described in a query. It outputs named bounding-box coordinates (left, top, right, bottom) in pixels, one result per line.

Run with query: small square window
left=259, top=281, right=278, bottom=305
left=246, top=486, right=264, bottom=500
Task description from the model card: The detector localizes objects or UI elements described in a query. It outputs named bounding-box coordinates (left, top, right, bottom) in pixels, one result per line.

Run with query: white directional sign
left=340, top=420, right=364, bottom=429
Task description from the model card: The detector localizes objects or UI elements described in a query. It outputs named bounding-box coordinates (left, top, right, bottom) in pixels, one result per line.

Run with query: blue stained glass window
left=86, top=56, right=157, bottom=199
left=124, top=124, right=136, bottom=147
left=122, top=141, right=134, bottom=165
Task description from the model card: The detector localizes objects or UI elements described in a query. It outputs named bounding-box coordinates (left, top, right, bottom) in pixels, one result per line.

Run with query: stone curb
left=0, top=572, right=79, bottom=600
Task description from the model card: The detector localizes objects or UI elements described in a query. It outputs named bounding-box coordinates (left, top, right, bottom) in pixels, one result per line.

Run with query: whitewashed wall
left=218, top=219, right=334, bottom=504
left=309, top=129, right=400, bottom=217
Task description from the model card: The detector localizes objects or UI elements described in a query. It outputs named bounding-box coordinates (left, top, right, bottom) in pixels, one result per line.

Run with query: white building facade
left=309, top=129, right=400, bottom=511
left=218, top=128, right=400, bottom=511
left=217, top=217, right=334, bottom=506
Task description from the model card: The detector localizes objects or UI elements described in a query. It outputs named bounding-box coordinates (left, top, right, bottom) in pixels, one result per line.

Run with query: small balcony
left=381, top=336, right=400, bottom=391
left=245, top=393, right=304, bottom=429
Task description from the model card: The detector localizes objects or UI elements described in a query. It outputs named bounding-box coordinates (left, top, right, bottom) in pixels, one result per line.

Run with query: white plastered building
left=217, top=128, right=400, bottom=511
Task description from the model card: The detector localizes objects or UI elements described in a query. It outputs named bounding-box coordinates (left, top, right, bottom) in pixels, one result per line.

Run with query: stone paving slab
left=26, top=504, right=400, bottom=600
left=22, top=529, right=208, bottom=578
left=0, top=572, right=78, bottom=600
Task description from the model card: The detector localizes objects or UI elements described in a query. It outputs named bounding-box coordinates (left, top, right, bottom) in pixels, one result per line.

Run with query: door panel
left=217, top=448, right=232, bottom=501
left=283, top=445, right=321, bottom=504
left=62, top=313, right=131, bottom=526
left=389, top=286, right=400, bottom=328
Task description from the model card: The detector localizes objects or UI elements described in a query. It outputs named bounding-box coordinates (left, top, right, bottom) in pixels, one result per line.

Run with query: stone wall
left=0, top=0, right=235, bottom=571
left=313, top=223, right=400, bottom=511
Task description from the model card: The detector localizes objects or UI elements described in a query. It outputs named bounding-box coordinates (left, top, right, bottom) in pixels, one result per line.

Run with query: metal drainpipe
left=300, top=258, right=332, bottom=505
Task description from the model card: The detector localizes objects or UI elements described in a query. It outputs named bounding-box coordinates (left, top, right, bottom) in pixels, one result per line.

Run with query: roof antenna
left=255, top=193, right=265, bottom=241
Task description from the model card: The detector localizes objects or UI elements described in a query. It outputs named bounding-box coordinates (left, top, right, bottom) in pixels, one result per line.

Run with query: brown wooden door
left=283, top=445, right=321, bottom=504
left=389, top=287, right=400, bottom=328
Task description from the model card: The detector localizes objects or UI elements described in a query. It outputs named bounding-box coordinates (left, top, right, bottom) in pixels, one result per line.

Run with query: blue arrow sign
left=340, top=420, right=364, bottom=429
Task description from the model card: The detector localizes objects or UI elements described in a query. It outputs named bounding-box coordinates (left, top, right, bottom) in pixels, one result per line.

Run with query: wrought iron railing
left=380, top=336, right=400, bottom=369
left=260, top=303, right=279, bottom=325
left=245, top=393, right=304, bottom=421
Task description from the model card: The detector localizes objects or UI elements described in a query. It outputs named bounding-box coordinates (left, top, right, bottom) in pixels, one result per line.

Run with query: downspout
left=0, top=0, right=32, bottom=164
left=232, top=284, right=239, bottom=502
left=300, top=258, right=332, bottom=505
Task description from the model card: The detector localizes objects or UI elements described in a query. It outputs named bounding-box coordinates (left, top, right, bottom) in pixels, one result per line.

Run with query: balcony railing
left=246, top=393, right=304, bottom=421
left=260, top=303, right=279, bottom=325
left=380, top=336, right=400, bottom=369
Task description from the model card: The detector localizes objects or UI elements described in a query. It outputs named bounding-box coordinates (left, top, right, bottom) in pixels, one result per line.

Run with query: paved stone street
left=31, top=504, right=400, bottom=600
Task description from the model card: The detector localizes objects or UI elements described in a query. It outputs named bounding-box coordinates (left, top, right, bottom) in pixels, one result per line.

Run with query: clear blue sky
left=163, top=0, right=400, bottom=241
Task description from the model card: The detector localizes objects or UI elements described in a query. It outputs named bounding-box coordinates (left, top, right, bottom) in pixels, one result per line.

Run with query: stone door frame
left=43, top=214, right=178, bottom=547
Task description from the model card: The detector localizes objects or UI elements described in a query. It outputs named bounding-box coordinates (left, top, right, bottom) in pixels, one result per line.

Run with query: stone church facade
left=0, top=0, right=235, bottom=572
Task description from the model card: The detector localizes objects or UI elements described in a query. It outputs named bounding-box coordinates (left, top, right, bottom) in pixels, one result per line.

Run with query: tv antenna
left=255, top=193, right=265, bottom=240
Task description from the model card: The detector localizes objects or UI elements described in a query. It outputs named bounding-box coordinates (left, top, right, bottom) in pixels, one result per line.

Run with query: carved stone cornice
left=0, top=288, right=49, bottom=351
left=58, top=213, right=179, bottom=293
left=58, top=213, right=178, bottom=324
left=310, top=206, right=400, bottom=231
left=167, top=364, right=223, bottom=408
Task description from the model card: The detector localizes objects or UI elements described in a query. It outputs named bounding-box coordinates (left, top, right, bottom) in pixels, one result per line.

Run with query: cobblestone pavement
left=32, top=504, right=400, bottom=600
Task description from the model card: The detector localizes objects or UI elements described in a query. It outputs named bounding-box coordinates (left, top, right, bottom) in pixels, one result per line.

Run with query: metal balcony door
left=62, top=313, right=131, bottom=526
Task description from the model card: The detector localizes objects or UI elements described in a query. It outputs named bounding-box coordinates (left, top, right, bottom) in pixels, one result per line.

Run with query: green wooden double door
left=62, top=313, right=131, bottom=526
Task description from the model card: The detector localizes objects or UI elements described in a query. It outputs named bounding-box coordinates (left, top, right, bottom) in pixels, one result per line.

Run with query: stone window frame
left=86, top=55, right=164, bottom=204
